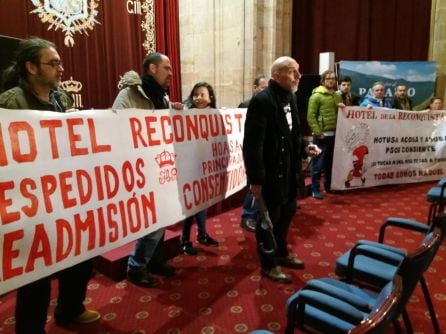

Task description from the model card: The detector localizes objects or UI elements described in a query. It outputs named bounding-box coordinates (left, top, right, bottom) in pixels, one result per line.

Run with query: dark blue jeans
left=182, top=209, right=207, bottom=244
left=311, top=135, right=335, bottom=192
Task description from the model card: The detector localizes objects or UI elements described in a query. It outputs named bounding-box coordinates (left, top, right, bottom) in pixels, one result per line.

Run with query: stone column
left=179, top=0, right=292, bottom=108
left=429, top=0, right=446, bottom=102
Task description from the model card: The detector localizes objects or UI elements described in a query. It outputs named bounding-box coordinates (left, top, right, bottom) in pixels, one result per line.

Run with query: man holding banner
left=113, top=52, right=180, bottom=287
left=0, top=38, right=100, bottom=334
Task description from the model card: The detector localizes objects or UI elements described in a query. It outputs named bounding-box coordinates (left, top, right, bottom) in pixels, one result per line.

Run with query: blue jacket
left=360, top=94, right=392, bottom=108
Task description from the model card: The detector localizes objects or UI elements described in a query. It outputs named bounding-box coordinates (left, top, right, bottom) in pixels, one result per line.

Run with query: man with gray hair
left=243, top=56, right=320, bottom=283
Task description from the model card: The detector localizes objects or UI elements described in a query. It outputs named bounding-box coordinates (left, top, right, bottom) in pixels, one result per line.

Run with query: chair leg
left=402, top=309, right=414, bottom=334
left=428, top=203, right=438, bottom=225
left=392, top=318, right=403, bottom=334
left=419, top=276, right=441, bottom=333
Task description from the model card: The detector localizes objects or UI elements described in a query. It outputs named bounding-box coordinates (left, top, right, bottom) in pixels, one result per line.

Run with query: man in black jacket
left=392, top=83, right=413, bottom=110
left=243, top=56, right=320, bottom=283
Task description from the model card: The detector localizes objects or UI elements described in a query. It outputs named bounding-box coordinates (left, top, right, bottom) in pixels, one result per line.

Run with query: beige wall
left=429, top=0, right=446, bottom=103
left=180, top=1, right=445, bottom=107
left=179, top=0, right=292, bottom=108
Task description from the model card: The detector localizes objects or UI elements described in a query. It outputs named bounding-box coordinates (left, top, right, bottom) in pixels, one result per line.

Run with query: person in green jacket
left=307, top=70, right=342, bottom=199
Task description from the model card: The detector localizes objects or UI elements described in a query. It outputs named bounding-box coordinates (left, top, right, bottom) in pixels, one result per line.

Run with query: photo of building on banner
left=331, top=107, right=446, bottom=190
left=339, top=61, right=437, bottom=110
left=0, top=107, right=247, bottom=294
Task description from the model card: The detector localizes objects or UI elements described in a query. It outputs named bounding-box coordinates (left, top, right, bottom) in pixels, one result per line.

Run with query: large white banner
left=0, top=107, right=246, bottom=294
left=332, top=107, right=446, bottom=190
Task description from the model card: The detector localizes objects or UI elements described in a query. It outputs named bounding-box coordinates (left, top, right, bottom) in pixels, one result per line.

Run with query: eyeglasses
left=325, top=77, right=337, bottom=80
left=39, top=60, right=63, bottom=68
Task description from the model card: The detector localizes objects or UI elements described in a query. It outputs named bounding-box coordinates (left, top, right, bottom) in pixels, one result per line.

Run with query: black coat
left=392, top=97, right=413, bottom=110
left=243, top=80, right=306, bottom=206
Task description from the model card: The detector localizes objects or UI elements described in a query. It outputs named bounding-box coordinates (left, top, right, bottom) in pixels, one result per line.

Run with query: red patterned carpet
left=1, top=181, right=445, bottom=333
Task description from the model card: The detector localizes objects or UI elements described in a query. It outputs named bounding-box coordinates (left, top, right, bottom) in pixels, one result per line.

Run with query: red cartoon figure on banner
left=345, top=145, right=368, bottom=188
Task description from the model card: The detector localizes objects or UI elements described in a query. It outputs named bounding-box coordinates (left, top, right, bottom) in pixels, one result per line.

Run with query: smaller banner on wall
left=0, top=107, right=246, bottom=294
left=331, top=107, right=446, bottom=190
left=339, top=61, right=437, bottom=110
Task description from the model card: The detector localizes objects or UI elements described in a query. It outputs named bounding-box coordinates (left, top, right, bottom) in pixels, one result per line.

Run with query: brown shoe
left=72, top=309, right=101, bottom=324
left=277, top=254, right=305, bottom=269
left=261, top=266, right=292, bottom=283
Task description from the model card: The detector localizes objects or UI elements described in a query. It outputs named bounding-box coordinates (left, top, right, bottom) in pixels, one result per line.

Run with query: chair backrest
left=392, top=212, right=446, bottom=312
left=352, top=212, right=445, bottom=333
left=286, top=213, right=445, bottom=334
left=349, top=280, right=401, bottom=334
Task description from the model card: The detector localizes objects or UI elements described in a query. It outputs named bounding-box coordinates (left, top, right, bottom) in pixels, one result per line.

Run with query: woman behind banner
left=181, top=82, right=220, bottom=255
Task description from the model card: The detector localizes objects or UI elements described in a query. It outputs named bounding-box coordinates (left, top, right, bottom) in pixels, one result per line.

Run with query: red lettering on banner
left=129, top=117, right=147, bottom=148
left=172, top=115, right=185, bottom=142
left=135, top=158, right=145, bottom=188
left=232, top=113, right=242, bottom=132
left=118, top=200, right=128, bottom=238
left=0, top=181, right=20, bottom=225
left=185, top=115, right=199, bottom=140
left=59, top=171, right=77, bottom=208
left=107, top=203, right=119, bottom=243
left=104, top=165, right=119, bottom=198
left=122, top=160, right=135, bottom=192
left=10, top=121, right=37, bottom=163
left=56, top=218, right=73, bottom=262
left=74, top=211, right=96, bottom=255
left=26, top=224, right=52, bottom=272
left=40, top=119, right=63, bottom=159
left=20, top=178, right=38, bottom=217
left=67, top=118, right=89, bottom=156
left=160, top=116, right=173, bottom=144
left=97, top=207, right=106, bottom=247
left=88, top=118, right=111, bottom=153
left=94, top=166, right=105, bottom=201
left=2, top=118, right=110, bottom=167
left=77, top=169, right=93, bottom=204
left=0, top=125, right=8, bottom=166
left=145, top=116, right=160, bottom=146
left=2, top=230, right=24, bottom=280
left=41, top=174, right=57, bottom=213
left=183, top=183, right=192, bottom=209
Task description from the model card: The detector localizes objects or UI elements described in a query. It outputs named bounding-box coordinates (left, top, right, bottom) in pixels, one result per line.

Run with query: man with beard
left=392, top=83, right=413, bottom=110
left=113, top=52, right=181, bottom=287
left=307, top=70, right=342, bottom=199
left=0, top=37, right=100, bottom=334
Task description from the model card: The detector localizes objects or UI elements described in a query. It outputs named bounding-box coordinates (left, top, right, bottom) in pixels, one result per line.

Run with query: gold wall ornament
left=61, top=76, right=84, bottom=108
left=31, top=0, right=100, bottom=47
left=141, top=0, right=155, bottom=53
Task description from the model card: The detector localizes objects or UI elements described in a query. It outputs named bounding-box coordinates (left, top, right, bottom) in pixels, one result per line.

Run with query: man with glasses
left=0, top=37, right=100, bottom=334
left=307, top=70, right=342, bottom=199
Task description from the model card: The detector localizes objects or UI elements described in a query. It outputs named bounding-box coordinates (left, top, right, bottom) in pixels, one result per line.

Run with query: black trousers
left=15, top=260, right=93, bottom=334
left=256, top=197, right=297, bottom=270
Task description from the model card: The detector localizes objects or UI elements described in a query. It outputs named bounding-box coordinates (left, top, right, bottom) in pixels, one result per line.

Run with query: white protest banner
left=0, top=107, right=246, bottom=294
left=332, top=107, right=446, bottom=190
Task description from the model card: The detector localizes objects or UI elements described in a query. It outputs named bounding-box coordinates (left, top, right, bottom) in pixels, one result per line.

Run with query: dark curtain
left=155, top=0, right=181, bottom=102
left=292, top=0, right=432, bottom=74
left=0, top=0, right=181, bottom=108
